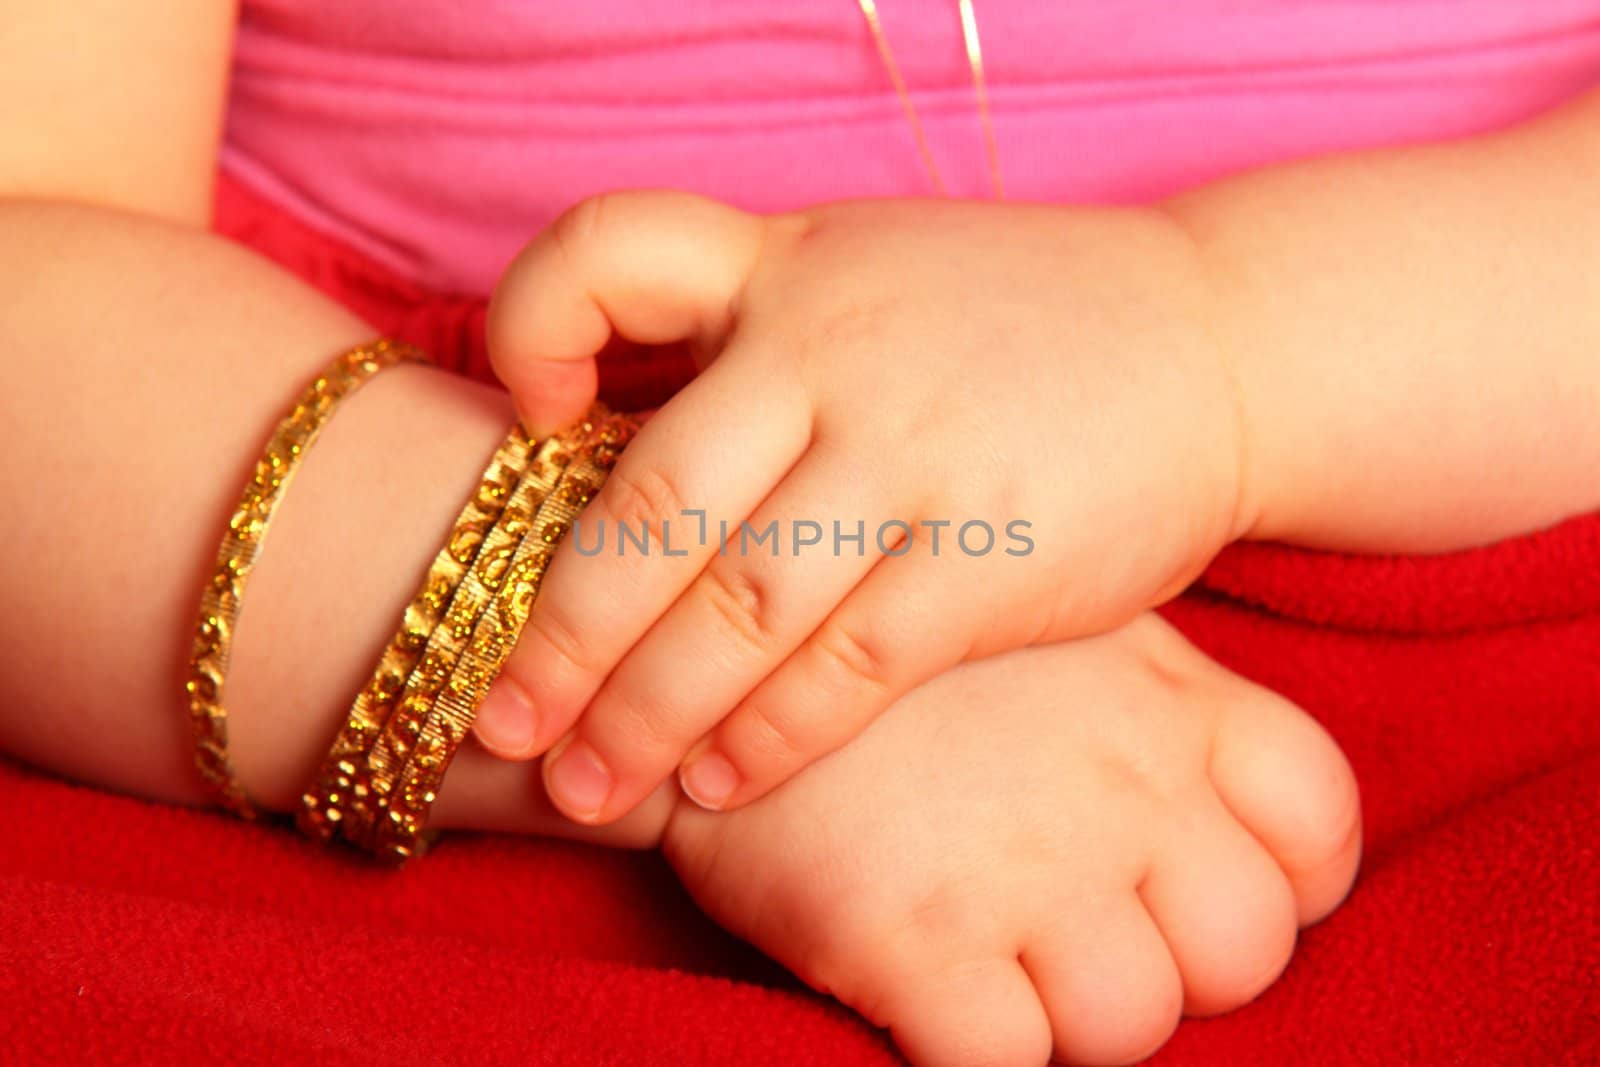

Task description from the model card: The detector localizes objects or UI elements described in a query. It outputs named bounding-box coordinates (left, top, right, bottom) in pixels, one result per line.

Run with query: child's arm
left=0, top=6, right=670, bottom=845
left=1169, top=85, right=1600, bottom=553
left=0, top=199, right=671, bottom=845
left=0, top=199, right=672, bottom=844
left=2, top=1, right=237, bottom=225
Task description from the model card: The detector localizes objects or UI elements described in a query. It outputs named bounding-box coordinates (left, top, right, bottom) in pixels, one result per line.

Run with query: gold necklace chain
left=856, top=0, right=1004, bottom=199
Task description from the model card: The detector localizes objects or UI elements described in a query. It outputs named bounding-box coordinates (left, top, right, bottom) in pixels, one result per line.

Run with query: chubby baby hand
left=662, top=615, right=1360, bottom=1067
left=474, top=192, right=1251, bottom=824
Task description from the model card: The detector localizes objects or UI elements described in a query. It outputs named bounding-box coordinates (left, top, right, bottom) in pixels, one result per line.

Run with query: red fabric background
left=3, top=176, right=1596, bottom=1064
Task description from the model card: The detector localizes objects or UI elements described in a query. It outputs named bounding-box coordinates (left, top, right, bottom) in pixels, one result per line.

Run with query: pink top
left=223, top=1, right=1600, bottom=296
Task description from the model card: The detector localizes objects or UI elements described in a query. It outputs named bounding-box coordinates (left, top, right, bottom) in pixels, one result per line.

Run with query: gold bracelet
left=185, top=338, right=424, bottom=819
left=329, top=417, right=578, bottom=852
left=300, top=405, right=637, bottom=861
left=373, top=410, right=637, bottom=860
left=295, top=423, right=535, bottom=843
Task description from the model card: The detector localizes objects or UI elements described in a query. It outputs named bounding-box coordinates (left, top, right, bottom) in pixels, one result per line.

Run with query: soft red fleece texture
left=4, top=177, right=1596, bottom=1065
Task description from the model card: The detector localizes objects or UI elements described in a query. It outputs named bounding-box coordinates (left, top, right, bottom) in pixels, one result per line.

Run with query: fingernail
left=546, top=739, right=612, bottom=819
left=680, top=750, right=740, bottom=811
left=475, top=677, right=539, bottom=756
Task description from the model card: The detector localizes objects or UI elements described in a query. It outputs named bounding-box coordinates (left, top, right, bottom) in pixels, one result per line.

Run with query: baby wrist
left=1154, top=200, right=1302, bottom=548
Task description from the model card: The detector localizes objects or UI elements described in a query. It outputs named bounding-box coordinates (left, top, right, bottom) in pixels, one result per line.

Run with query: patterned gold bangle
left=185, top=338, right=424, bottom=819
left=298, top=405, right=637, bottom=861
left=328, top=417, right=580, bottom=851
left=371, top=409, right=638, bottom=861
left=295, top=423, right=535, bottom=843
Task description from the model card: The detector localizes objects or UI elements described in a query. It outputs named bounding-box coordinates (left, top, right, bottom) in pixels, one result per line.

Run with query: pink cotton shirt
left=223, top=1, right=1600, bottom=296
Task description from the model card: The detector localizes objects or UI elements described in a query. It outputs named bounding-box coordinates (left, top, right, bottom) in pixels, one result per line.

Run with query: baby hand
left=663, top=615, right=1360, bottom=1067
left=476, top=193, right=1253, bottom=823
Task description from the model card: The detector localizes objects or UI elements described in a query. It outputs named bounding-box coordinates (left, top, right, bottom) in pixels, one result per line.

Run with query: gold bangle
left=185, top=339, right=424, bottom=819
left=329, top=417, right=576, bottom=852
left=373, top=409, right=637, bottom=861
left=347, top=420, right=589, bottom=852
left=295, top=423, right=535, bottom=843
left=300, top=405, right=637, bottom=861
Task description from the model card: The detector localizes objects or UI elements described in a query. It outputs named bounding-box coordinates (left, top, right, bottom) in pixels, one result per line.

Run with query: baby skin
left=9, top=48, right=1598, bottom=1061
left=461, top=95, right=1600, bottom=1060
left=658, top=614, right=1359, bottom=1066
left=0, top=206, right=1353, bottom=1065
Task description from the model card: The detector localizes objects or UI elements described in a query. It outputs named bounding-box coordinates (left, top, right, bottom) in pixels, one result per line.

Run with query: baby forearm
left=1166, top=86, right=1600, bottom=552
left=0, top=199, right=669, bottom=846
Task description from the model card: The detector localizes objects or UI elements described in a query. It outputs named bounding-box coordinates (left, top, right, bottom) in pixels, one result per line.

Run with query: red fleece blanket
left=4, top=178, right=1596, bottom=1065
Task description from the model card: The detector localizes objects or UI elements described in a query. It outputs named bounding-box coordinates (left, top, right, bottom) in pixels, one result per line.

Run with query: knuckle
left=809, top=297, right=890, bottom=351
left=522, top=601, right=600, bottom=679
left=698, top=564, right=775, bottom=652
left=549, top=193, right=613, bottom=266
left=899, top=878, right=993, bottom=950
left=1140, top=648, right=1197, bottom=703
left=737, top=698, right=819, bottom=766
left=1129, top=624, right=1205, bottom=700
left=791, top=299, right=894, bottom=391
left=813, top=619, right=894, bottom=693
left=600, top=462, right=689, bottom=542
left=599, top=683, right=700, bottom=756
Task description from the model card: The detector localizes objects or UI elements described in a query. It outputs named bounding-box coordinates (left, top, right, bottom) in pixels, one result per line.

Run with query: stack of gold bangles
left=183, top=338, right=637, bottom=862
